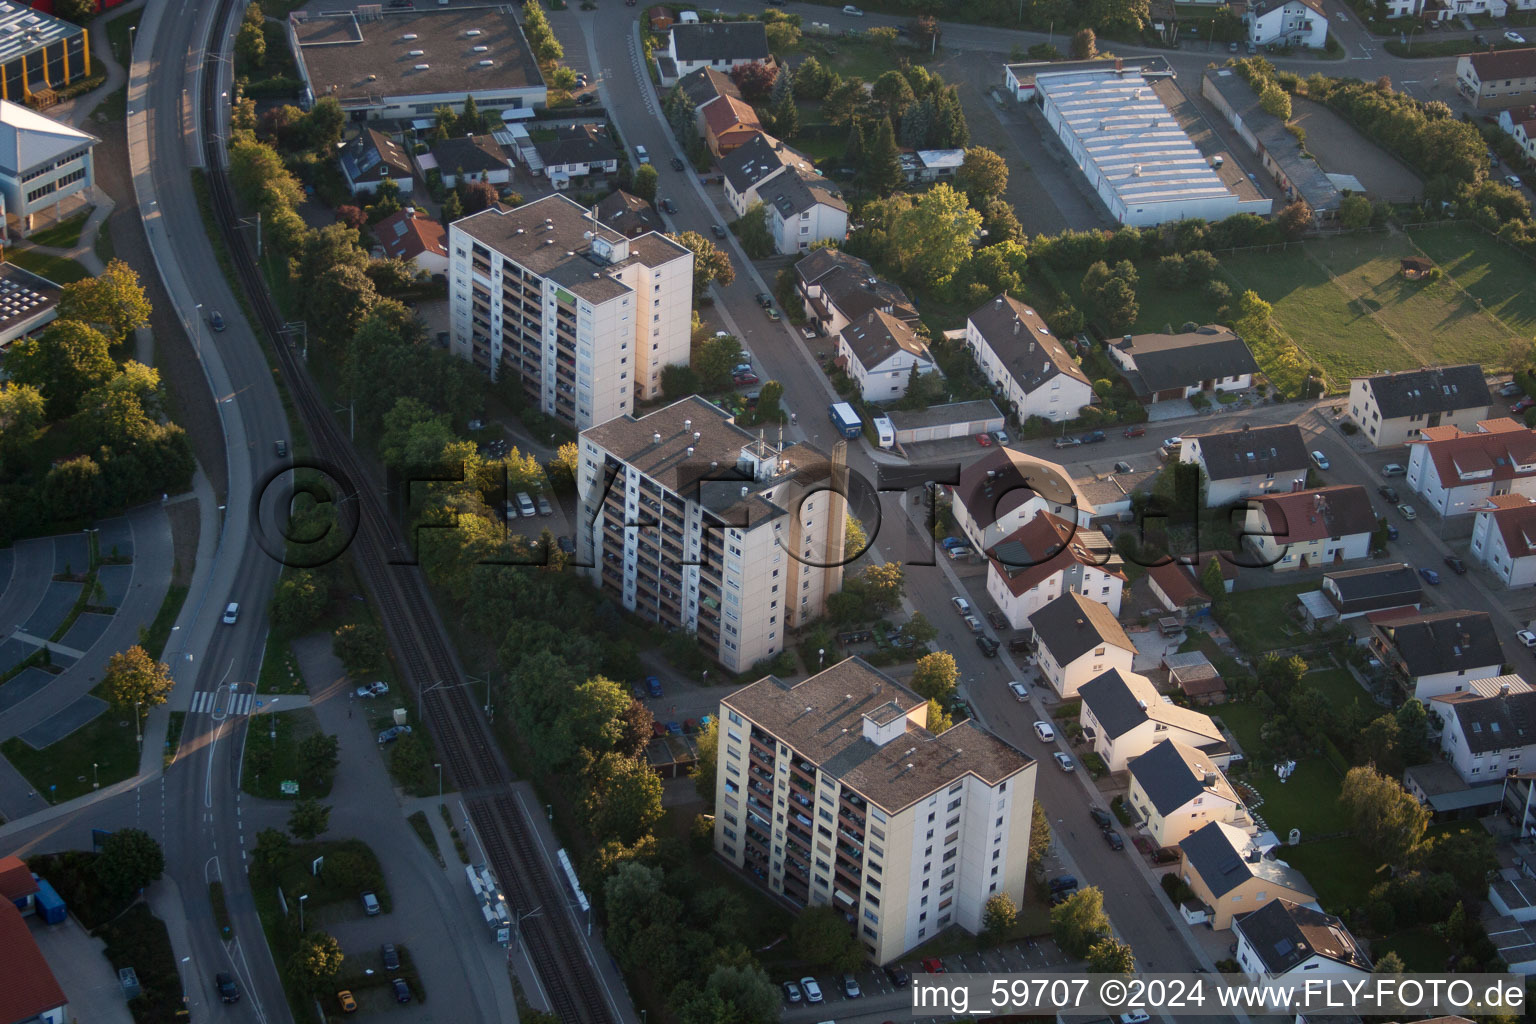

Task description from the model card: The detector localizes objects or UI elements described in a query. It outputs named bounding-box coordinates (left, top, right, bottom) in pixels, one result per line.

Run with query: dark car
left=733, top=372, right=760, bottom=385
left=1089, top=808, right=1114, bottom=829
left=1102, top=829, right=1125, bottom=851
left=576, top=92, right=597, bottom=105
left=646, top=675, right=663, bottom=698
left=1386, top=523, right=1399, bottom=540
left=1419, top=567, right=1441, bottom=586
left=1080, top=429, right=1106, bottom=444
left=1123, top=424, right=1146, bottom=438
left=756, top=292, right=774, bottom=308
left=1047, top=874, right=1077, bottom=892
left=391, top=978, right=412, bottom=1004
left=885, top=965, right=911, bottom=988
left=216, top=972, right=240, bottom=1003
left=1444, top=555, right=1467, bottom=574
left=975, top=635, right=1000, bottom=658
left=381, top=943, right=400, bottom=971
left=986, top=610, right=1009, bottom=631
left=711, top=224, right=726, bottom=238
left=275, top=440, right=288, bottom=457
left=557, top=535, right=575, bottom=554
left=671, top=157, right=685, bottom=171
left=660, top=198, right=677, bottom=214
left=1378, top=484, right=1399, bottom=503
left=209, top=310, right=226, bottom=332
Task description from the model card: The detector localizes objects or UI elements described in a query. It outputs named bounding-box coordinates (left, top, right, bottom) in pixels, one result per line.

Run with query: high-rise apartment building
left=578, top=396, right=847, bottom=672
left=448, top=193, right=693, bottom=430
left=714, top=658, right=1035, bottom=963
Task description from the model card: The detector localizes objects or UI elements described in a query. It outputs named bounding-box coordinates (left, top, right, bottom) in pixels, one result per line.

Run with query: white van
left=516, top=492, right=537, bottom=518
left=872, top=416, right=895, bottom=449
left=634, top=145, right=650, bottom=165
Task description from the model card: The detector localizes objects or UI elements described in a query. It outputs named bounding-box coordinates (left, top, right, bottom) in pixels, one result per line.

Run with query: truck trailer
left=828, top=402, right=862, bottom=439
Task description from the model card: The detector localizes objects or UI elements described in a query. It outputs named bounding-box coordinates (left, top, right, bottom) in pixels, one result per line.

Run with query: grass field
left=1245, top=758, right=1350, bottom=836
left=1408, top=223, right=1536, bottom=338
left=1279, top=835, right=1387, bottom=913
left=3, top=248, right=90, bottom=284
left=1301, top=667, right=1369, bottom=720
left=0, top=706, right=140, bottom=803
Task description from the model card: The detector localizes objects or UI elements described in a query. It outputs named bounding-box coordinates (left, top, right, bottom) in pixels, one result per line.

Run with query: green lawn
left=1245, top=758, right=1350, bottom=837
left=257, top=631, right=306, bottom=695
left=3, top=248, right=90, bottom=284
left=1214, top=703, right=1264, bottom=754
left=241, top=706, right=330, bottom=800
left=1408, top=223, right=1536, bottom=338
left=1219, top=579, right=1316, bottom=654
left=1301, top=667, right=1368, bottom=720
left=0, top=705, right=141, bottom=803
left=1375, top=925, right=1455, bottom=971
left=26, top=211, right=89, bottom=249
left=1275, top=835, right=1388, bottom=914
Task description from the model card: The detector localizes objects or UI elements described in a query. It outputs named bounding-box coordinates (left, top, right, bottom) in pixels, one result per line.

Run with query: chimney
left=1115, top=57, right=1123, bottom=73
left=653, top=432, right=661, bottom=444
left=1203, top=773, right=1217, bottom=787
left=1502, top=683, right=1512, bottom=696
left=684, top=418, right=692, bottom=432
left=1014, top=318, right=1021, bottom=335
left=686, top=446, right=695, bottom=457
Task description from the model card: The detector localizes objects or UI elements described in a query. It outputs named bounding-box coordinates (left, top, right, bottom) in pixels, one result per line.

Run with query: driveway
left=29, top=914, right=134, bottom=1024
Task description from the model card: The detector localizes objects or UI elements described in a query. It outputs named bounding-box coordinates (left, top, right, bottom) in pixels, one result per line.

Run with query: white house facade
left=1077, top=669, right=1227, bottom=773
left=964, top=293, right=1093, bottom=424
left=1247, top=0, right=1329, bottom=49
left=985, top=514, right=1125, bottom=628
left=1406, top=419, right=1536, bottom=518
left=1028, top=593, right=1136, bottom=699
left=1470, top=495, right=1536, bottom=588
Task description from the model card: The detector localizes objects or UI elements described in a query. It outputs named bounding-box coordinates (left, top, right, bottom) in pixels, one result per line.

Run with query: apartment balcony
left=839, top=809, right=866, bottom=834
left=837, top=828, right=863, bottom=851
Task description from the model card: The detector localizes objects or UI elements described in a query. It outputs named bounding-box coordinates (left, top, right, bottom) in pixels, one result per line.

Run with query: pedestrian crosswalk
left=189, top=690, right=254, bottom=715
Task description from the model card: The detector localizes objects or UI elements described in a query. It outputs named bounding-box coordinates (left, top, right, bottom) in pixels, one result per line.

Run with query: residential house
left=1499, top=104, right=1536, bottom=161
left=595, top=189, right=661, bottom=238
left=964, top=293, right=1094, bottom=424
left=836, top=309, right=935, bottom=401
left=985, top=514, right=1125, bottom=627
left=1077, top=668, right=1227, bottom=773
left=1246, top=0, right=1329, bottom=49
left=0, top=856, right=36, bottom=916
left=677, top=66, right=741, bottom=133
left=702, top=95, right=762, bottom=157
left=1180, top=423, right=1310, bottom=507
left=1470, top=494, right=1536, bottom=587
left=1319, top=562, right=1422, bottom=620
left=1232, top=899, right=1372, bottom=982
left=1146, top=559, right=1212, bottom=616
left=579, top=397, right=846, bottom=671
left=794, top=247, right=918, bottom=338
left=0, top=900, right=66, bottom=1024
left=660, top=21, right=770, bottom=86
left=647, top=4, right=675, bottom=32
left=1458, top=48, right=1536, bottom=110
left=1164, top=650, right=1227, bottom=704
left=1106, top=326, right=1259, bottom=405
left=1406, top=418, right=1536, bottom=518
left=1179, top=820, right=1318, bottom=931
left=534, top=124, right=620, bottom=188
left=1430, top=682, right=1536, bottom=784
left=1127, top=738, right=1247, bottom=847
left=1369, top=608, right=1506, bottom=701
left=430, top=134, right=511, bottom=189
left=1202, top=68, right=1341, bottom=215
left=1028, top=594, right=1136, bottom=699
left=899, top=148, right=965, bottom=183
left=721, top=132, right=815, bottom=217
left=953, top=446, right=1095, bottom=554
left=1346, top=364, right=1492, bottom=447
left=760, top=171, right=847, bottom=254
left=339, top=127, right=413, bottom=196
left=371, top=207, right=448, bottom=277
left=0, top=99, right=97, bottom=242
left=1241, top=485, right=1377, bottom=571
left=714, top=657, right=1035, bottom=963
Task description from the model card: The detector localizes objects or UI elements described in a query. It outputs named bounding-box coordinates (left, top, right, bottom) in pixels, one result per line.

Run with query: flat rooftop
left=0, top=1, right=80, bottom=67
left=0, top=260, right=59, bottom=345
left=291, top=5, right=544, bottom=109
left=1037, top=69, right=1242, bottom=212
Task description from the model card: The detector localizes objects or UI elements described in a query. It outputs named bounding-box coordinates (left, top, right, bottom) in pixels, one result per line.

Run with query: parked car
left=666, top=721, right=682, bottom=735
left=1119, top=1013, right=1151, bottom=1024
left=516, top=492, right=537, bottom=517
left=1507, top=30, right=1527, bottom=44
left=391, top=978, right=412, bottom=1004
left=976, top=432, right=993, bottom=447
left=941, top=536, right=966, bottom=551
left=885, top=965, right=911, bottom=988
left=920, top=957, right=946, bottom=973
left=1514, top=396, right=1536, bottom=414
left=946, top=545, right=972, bottom=560
left=1228, top=40, right=1239, bottom=51
left=841, top=3, right=863, bottom=12
left=986, top=610, right=1009, bottom=630
left=537, top=495, right=552, bottom=516
left=976, top=635, right=1000, bottom=657
left=646, top=676, right=663, bottom=697
left=1080, top=429, right=1105, bottom=444
left=1102, top=829, right=1125, bottom=851
left=660, top=198, right=677, bottom=214
left=1444, top=555, right=1467, bottom=574
left=1163, top=436, right=1183, bottom=448
left=1383, top=463, right=1406, bottom=476
left=1419, top=567, right=1441, bottom=585
left=355, top=681, right=389, bottom=699
left=733, top=372, right=760, bottom=385
left=209, top=310, right=226, bottom=332
left=1053, top=435, right=1082, bottom=449
left=783, top=981, right=803, bottom=1004
left=842, top=973, right=862, bottom=998
left=557, top=535, right=576, bottom=554
left=1310, top=450, right=1330, bottom=470
left=962, top=614, right=983, bottom=634
left=1033, top=720, right=1055, bottom=742
left=1089, top=808, right=1114, bottom=829
left=377, top=725, right=412, bottom=744
left=1048, top=875, right=1078, bottom=893
left=951, top=596, right=972, bottom=616
left=222, top=601, right=240, bottom=624
left=381, top=943, right=400, bottom=971
left=216, top=973, right=240, bottom=1003
left=800, top=977, right=824, bottom=1003
left=1398, top=503, right=1417, bottom=520
left=576, top=92, right=596, bottom=104
left=994, top=429, right=1010, bottom=444
left=765, top=307, right=781, bottom=321
left=756, top=292, right=774, bottom=308
left=1123, top=424, right=1146, bottom=438
left=1378, top=485, right=1399, bottom=502
left=1501, top=381, right=1525, bottom=397
left=1518, top=629, right=1536, bottom=648
left=337, top=990, right=357, bottom=1013
left=1053, top=751, right=1075, bottom=772
left=634, top=145, right=649, bottom=164
left=1008, top=680, right=1030, bottom=701
left=670, top=156, right=685, bottom=171
left=362, top=891, right=381, bottom=915
left=711, top=223, right=726, bottom=238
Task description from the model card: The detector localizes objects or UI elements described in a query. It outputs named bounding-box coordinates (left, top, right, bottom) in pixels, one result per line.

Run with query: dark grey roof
left=595, top=189, right=660, bottom=237
left=766, top=171, right=846, bottom=218
left=721, top=132, right=814, bottom=197
left=434, top=134, right=509, bottom=176
left=1179, top=821, right=1316, bottom=900
left=1359, top=364, right=1492, bottom=420
left=1322, top=562, right=1422, bottom=615
left=534, top=123, right=620, bottom=167
left=1127, top=738, right=1237, bottom=816
left=1187, top=424, right=1308, bottom=482
left=1115, top=326, right=1258, bottom=395
left=1374, top=609, right=1504, bottom=679
left=670, top=21, right=769, bottom=63
left=798, top=250, right=918, bottom=325
left=967, top=293, right=1090, bottom=395
left=1448, top=689, right=1536, bottom=754
left=1029, top=594, right=1134, bottom=667
left=839, top=309, right=929, bottom=370
left=341, top=127, right=413, bottom=184
left=1077, top=668, right=1222, bottom=742
left=677, top=66, right=741, bottom=109
left=1233, top=899, right=1371, bottom=974
left=1203, top=68, right=1341, bottom=212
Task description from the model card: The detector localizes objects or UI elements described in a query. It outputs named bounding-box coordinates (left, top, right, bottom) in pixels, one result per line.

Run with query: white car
left=1162, top=437, right=1182, bottom=448
left=1519, top=630, right=1536, bottom=648
left=1310, top=450, right=1330, bottom=470
left=951, top=596, right=972, bottom=616
left=1053, top=752, right=1076, bottom=772
left=1507, top=30, right=1526, bottom=43
left=1119, top=1014, right=1151, bottom=1024
left=993, top=430, right=1010, bottom=445
left=355, top=681, right=389, bottom=699
left=222, top=602, right=240, bottom=624
left=800, top=977, right=823, bottom=1004
left=1508, top=174, right=1525, bottom=189
left=1033, top=721, right=1055, bottom=742
left=962, top=614, right=984, bottom=634
left=1008, top=681, right=1030, bottom=701
left=516, top=492, right=537, bottom=517
left=842, top=3, right=863, bottom=12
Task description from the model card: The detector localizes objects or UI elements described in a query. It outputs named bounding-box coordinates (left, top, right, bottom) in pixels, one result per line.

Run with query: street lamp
left=134, top=701, right=142, bottom=751
left=435, top=762, right=443, bottom=798
left=192, top=304, right=203, bottom=361
left=92, top=762, right=99, bottom=790
left=818, top=648, right=825, bottom=671
left=299, top=893, right=309, bottom=931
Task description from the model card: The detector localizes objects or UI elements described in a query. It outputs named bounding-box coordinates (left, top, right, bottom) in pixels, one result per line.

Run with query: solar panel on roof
left=1274, top=938, right=1294, bottom=957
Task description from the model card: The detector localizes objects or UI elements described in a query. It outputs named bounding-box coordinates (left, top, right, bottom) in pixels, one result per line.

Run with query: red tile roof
left=702, top=94, right=760, bottom=139
left=1411, top=420, right=1536, bottom=488
left=1147, top=559, right=1207, bottom=607
left=0, top=900, right=66, bottom=1024
left=373, top=209, right=447, bottom=264
left=1479, top=496, right=1536, bottom=559
left=986, top=513, right=1123, bottom=597
left=0, top=856, right=35, bottom=902
left=1251, top=485, right=1376, bottom=543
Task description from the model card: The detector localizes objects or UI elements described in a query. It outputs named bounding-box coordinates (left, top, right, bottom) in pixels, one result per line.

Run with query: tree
left=1339, top=193, right=1372, bottom=229
left=584, top=752, right=664, bottom=845
left=1259, top=82, right=1292, bottom=121
left=872, top=70, right=916, bottom=120
left=729, top=61, right=778, bottom=101
left=766, top=19, right=801, bottom=52
left=236, top=19, right=267, bottom=71
left=1087, top=937, right=1136, bottom=974
left=909, top=651, right=958, bottom=702
left=894, top=183, right=983, bottom=291
left=461, top=180, right=498, bottom=215
left=861, top=561, right=904, bottom=611
left=1070, top=27, right=1098, bottom=60
left=867, top=24, right=898, bottom=49
left=1200, top=555, right=1228, bottom=604
left=772, top=89, right=800, bottom=138
left=287, top=932, right=344, bottom=992
left=332, top=622, right=384, bottom=676
left=693, top=333, right=744, bottom=391
left=732, top=202, right=775, bottom=258
left=271, top=570, right=329, bottom=633
left=790, top=905, right=864, bottom=971
left=794, top=56, right=832, bottom=100
left=1373, top=950, right=1406, bottom=974
left=298, top=733, right=340, bottom=785
left=926, top=699, right=954, bottom=733
left=0, top=382, right=46, bottom=472
left=1340, top=764, right=1428, bottom=865
left=983, top=892, right=1017, bottom=940
left=334, top=204, right=367, bottom=231
left=823, top=76, right=867, bottom=127
left=864, top=115, right=904, bottom=195
left=1052, top=886, right=1111, bottom=958
left=632, top=163, right=659, bottom=204
left=1277, top=199, right=1313, bottom=240
left=4, top=319, right=116, bottom=419
left=252, top=828, right=291, bottom=876
left=842, top=119, right=865, bottom=177
left=670, top=230, right=735, bottom=302
left=693, top=715, right=718, bottom=803
left=306, top=263, right=378, bottom=349
left=287, top=799, right=332, bottom=841
left=94, top=828, right=165, bottom=899
left=101, top=646, right=175, bottom=713
left=900, top=94, right=935, bottom=149
left=661, top=363, right=700, bottom=400
left=441, top=188, right=464, bottom=223
left=956, top=146, right=1008, bottom=201
left=228, top=137, right=302, bottom=208
left=905, top=611, right=937, bottom=647
left=1394, top=698, right=1430, bottom=770
left=845, top=513, right=868, bottom=559
left=1028, top=799, right=1051, bottom=873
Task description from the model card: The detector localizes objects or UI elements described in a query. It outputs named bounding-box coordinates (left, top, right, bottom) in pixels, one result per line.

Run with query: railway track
left=194, top=6, right=616, bottom=1021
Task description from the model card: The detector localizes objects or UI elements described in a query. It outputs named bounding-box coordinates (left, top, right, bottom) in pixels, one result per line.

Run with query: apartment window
left=945, top=815, right=960, bottom=829
left=867, top=843, right=882, bottom=858
left=942, top=849, right=957, bottom=863
left=941, top=865, right=955, bottom=879
left=925, top=830, right=934, bottom=840
left=996, top=816, right=1003, bottom=827
left=723, top=827, right=737, bottom=841
left=921, top=879, right=929, bottom=890
left=924, top=847, right=933, bottom=857
left=948, top=782, right=962, bottom=794
left=991, top=867, right=999, bottom=877
left=946, top=798, right=962, bottom=812
left=919, top=912, right=928, bottom=922
left=992, top=849, right=1001, bottom=861
left=863, top=909, right=878, bottom=924
left=945, top=831, right=959, bottom=845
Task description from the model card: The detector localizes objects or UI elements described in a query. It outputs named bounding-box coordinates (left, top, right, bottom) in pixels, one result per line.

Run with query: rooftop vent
left=407, top=48, right=424, bottom=56
left=693, top=431, right=701, bottom=443
left=1132, top=164, right=1143, bottom=177
left=653, top=432, right=662, bottom=444
left=478, top=59, right=494, bottom=66
left=514, top=227, right=524, bottom=235
left=402, top=32, right=418, bottom=39
left=686, top=446, right=695, bottom=457
left=684, top=418, right=692, bottom=432
left=367, top=73, right=377, bottom=81
left=741, top=486, right=749, bottom=497
left=413, top=63, right=430, bottom=70
left=473, top=44, right=489, bottom=51
left=466, top=28, right=482, bottom=35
